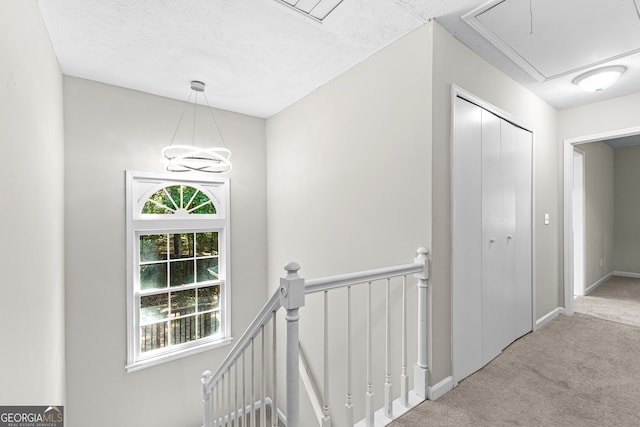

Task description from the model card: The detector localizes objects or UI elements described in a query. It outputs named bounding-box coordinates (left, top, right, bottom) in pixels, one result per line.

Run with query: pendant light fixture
left=162, top=81, right=232, bottom=173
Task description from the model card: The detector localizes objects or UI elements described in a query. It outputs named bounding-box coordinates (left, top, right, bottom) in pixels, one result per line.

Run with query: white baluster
left=223, top=373, right=227, bottom=427
left=401, top=275, right=409, bottom=407
left=365, top=281, right=374, bottom=427
left=202, top=370, right=213, bottom=427
left=212, top=383, right=217, bottom=427
left=384, top=278, right=392, bottom=418
left=261, top=325, right=266, bottom=427
left=414, top=247, right=429, bottom=398
left=322, top=290, right=332, bottom=427
left=280, top=262, right=305, bottom=427
left=242, top=350, right=246, bottom=427
left=272, top=312, right=278, bottom=427
left=251, top=337, right=256, bottom=427
left=345, top=286, right=353, bottom=427
left=235, top=360, right=239, bottom=426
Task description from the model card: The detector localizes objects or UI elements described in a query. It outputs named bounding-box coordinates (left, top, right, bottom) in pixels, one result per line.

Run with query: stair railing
left=202, top=247, right=429, bottom=427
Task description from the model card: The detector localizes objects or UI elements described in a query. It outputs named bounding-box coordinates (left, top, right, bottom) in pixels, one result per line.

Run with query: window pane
left=140, top=234, right=167, bottom=262
left=140, top=263, right=167, bottom=290
left=141, top=322, right=168, bottom=352
left=191, top=201, right=216, bottom=214
left=169, top=233, right=194, bottom=259
left=140, top=294, right=169, bottom=324
left=198, top=285, right=220, bottom=311
left=182, top=185, right=198, bottom=209
left=196, top=232, right=218, bottom=257
left=141, top=188, right=175, bottom=214
left=166, top=185, right=182, bottom=209
left=141, top=201, right=173, bottom=215
left=186, top=190, right=210, bottom=211
left=170, top=289, right=196, bottom=317
left=171, top=316, right=197, bottom=345
left=197, top=258, right=219, bottom=282
left=198, top=311, right=220, bottom=338
left=170, top=260, right=194, bottom=286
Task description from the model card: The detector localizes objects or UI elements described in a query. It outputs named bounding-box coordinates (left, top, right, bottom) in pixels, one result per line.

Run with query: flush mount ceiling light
left=572, top=65, right=627, bottom=92
left=162, top=81, right=232, bottom=173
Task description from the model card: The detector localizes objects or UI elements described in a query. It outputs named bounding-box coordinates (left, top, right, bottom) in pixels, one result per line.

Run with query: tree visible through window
left=126, top=173, right=230, bottom=372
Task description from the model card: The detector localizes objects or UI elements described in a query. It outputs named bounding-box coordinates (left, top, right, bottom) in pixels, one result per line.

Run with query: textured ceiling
left=36, top=0, right=481, bottom=118
left=37, top=0, right=640, bottom=118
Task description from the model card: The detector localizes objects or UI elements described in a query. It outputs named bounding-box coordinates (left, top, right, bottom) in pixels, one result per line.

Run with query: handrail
left=305, top=262, right=424, bottom=294
left=203, top=247, right=429, bottom=427
left=204, top=290, right=282, bottom=391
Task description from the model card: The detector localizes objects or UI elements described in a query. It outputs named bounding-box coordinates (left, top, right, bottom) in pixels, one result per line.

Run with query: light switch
left=544, top=213, right=550, bottom=225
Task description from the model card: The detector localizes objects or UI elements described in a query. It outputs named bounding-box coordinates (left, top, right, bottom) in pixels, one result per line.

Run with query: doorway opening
left=563, top=126, right=640, bottom=314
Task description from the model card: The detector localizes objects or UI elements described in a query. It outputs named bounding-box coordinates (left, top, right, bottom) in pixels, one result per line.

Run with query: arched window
left=126, top=172, right=231, bottom=372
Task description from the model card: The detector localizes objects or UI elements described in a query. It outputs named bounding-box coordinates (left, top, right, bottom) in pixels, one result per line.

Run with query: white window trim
left=125, top=171, right=232, bottom=373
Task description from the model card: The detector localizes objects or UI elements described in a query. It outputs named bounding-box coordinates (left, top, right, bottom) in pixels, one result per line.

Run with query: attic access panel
left=275, top=0, right=345, bottom=21
left=463, top=0, right=640, bottom=81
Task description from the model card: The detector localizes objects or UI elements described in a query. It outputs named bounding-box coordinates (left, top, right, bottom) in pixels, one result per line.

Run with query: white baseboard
left=535, top=307, right=564, bottom=329
left=427, top=376, right=453, bottom=401
left=614, top=271, right=640, bottom=279
left=584, top=272, right=614, bottom=295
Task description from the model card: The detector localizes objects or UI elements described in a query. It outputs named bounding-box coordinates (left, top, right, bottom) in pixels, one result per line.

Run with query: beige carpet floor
left=574, top=275, right=640, bottom=328
left=390, top=277, right=640, bottom=426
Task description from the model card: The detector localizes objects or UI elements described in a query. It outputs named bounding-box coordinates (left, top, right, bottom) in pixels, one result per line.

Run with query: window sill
left=125, top=337, right=233, bottom=373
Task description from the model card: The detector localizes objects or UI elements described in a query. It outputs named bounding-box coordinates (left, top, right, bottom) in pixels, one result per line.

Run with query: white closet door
left=481, top=109, right=504, bottom=365
left=452, top=96, right=483, bottom=382
left=452, top=96, right=533, bottom=384
left=501, top=119, right=518, bottom=349
left=514, top=126, right=533, bottom=338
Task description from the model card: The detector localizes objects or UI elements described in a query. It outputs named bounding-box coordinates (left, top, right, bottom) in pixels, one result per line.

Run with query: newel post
left=414, top=247, right=430, bottom=399
left=201, top=370, right=213, bottom=427
left=280, top=262, right=306, bottom=427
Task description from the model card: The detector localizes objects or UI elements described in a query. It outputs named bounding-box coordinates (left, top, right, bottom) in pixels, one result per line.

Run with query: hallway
left=390, top=277, right=640, bottom=426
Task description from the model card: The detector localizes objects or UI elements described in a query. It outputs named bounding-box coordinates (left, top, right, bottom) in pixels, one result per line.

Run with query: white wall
left=63, top=77, right=267, bottom=427
left=0, top=0, right=65, bottom=405
left=266, top=25, right=432, bottom=426
left=558, top=93, right=640, bottom=140
left=430, top=22, right=562, bottom=382
left=580, top=142, right=614, bottom=286
left=614, top=145, right=640, bottom=274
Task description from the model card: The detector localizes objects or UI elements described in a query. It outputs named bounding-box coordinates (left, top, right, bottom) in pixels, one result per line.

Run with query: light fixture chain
left=169, top=90, right=194, bottom=147
left=203, top=92, right=229, bottom=149
left=192, top=90, right=198, bottom=147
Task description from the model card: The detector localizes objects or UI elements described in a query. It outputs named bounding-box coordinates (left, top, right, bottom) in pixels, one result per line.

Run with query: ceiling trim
left=462, top=0, right=546, bottom=82
left=463, top=0, right=640, bottom=83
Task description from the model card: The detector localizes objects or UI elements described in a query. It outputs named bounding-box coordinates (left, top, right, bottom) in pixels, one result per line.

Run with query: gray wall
left=580, top=142, right=614, bottom=287
left=614, top=145, right=640, bottom=274
left=266, top=25, right=432, bottom=426
left=559, top=93, right=640, bottom=291
left=0, top=0, right=65, bottom=405
left=430, top=22, right=562, bottom=380
left=63, top=77, right=267, bottom=427
left=267, top=20, right=564, bottom=415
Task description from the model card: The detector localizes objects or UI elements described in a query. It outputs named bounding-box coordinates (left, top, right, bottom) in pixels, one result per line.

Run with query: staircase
left=201, top=247, right=430, bottom=427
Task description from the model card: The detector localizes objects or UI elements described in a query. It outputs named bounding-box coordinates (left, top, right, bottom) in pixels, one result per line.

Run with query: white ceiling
left=37, top=0, right=640, bottom=118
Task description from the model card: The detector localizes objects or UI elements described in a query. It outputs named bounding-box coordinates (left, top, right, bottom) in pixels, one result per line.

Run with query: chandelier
left=162, top=81, right=232, bottom=173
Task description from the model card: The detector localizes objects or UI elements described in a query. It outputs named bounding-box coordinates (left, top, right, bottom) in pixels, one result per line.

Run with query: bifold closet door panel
left=452, top=96, right=483, bottom=382
left=481, top=109, right=505, bottom=365
left=501, top=120, right=519, bottom=349
left=514, top=126, right=533, bottom=337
